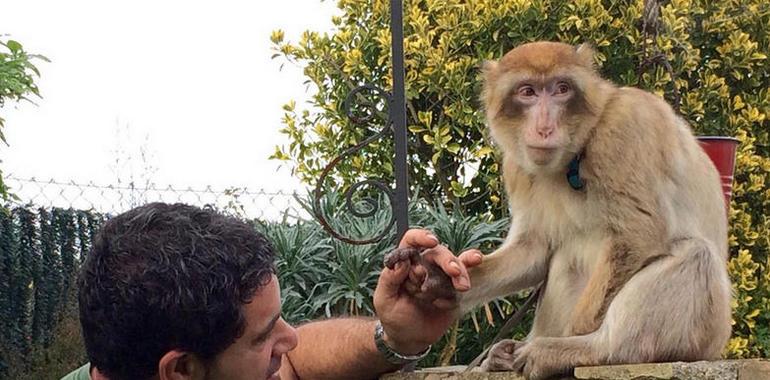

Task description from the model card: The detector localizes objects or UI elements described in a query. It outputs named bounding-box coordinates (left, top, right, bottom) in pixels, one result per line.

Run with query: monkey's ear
left=481, top=60, right=499, bottom=83
left=480, top=60, right=500, bottom=111
left=575, top=43, right=597, bottom=69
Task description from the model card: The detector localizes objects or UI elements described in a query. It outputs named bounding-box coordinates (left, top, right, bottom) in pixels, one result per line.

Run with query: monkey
left=443, top=41, right=732, bottom=379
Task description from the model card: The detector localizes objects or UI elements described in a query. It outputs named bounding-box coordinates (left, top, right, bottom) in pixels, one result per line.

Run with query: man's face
left=204, top=275, right=298, bottom=380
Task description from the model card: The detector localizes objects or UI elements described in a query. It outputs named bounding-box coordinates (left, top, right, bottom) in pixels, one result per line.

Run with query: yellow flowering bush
left=272, top=0, right=769, bottom=361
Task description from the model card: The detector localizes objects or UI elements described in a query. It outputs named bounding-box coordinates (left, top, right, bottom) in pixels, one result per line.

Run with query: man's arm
left=279, top=318, right=398, bottom=380
left=278, top=229, right=482, bottom=380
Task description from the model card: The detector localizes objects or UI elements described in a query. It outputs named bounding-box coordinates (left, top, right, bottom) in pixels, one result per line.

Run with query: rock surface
left=380, top=360, right=770, bottom=380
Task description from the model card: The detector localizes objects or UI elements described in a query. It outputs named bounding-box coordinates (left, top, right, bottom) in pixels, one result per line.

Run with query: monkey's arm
left=458, top=235, right=549, bottom=314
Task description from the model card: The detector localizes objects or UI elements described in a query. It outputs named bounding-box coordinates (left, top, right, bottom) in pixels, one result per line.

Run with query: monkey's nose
left=537, top=127, right=554, bottom=139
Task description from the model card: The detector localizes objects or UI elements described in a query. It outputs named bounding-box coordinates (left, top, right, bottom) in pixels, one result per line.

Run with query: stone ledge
left=380, top=365, right=524, bottom=380
left=380, top=360, right=770, bottom=380
left=575, top=360, right=770, bottom=380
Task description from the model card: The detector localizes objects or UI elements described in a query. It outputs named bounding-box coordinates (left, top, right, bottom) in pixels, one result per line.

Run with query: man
left=62, top=203, right=481, bottom=380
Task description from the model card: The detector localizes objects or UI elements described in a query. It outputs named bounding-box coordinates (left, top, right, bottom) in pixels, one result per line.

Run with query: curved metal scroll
left=312, top=84, right=397, bottom=245
left=638, top=0, right=681, bottom=112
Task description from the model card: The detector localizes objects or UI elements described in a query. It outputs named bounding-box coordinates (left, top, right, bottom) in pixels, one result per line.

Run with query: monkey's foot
left=512, top=338, right=573, bottom=380
left=478, top=339, right=525, bottom=372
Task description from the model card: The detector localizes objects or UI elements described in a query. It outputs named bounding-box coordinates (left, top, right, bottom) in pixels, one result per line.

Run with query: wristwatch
left=373, top=320, right=431, bottom=365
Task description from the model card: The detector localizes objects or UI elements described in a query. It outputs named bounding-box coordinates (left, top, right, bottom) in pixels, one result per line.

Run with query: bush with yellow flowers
left=271, top=0, right=769, bottom=361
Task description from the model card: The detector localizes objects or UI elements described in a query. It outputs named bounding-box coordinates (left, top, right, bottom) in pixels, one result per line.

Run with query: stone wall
left=380, top=360, right=770, bottom=380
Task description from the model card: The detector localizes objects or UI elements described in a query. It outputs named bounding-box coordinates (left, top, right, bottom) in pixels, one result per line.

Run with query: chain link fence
left=5, top=174, right=309, bottom=221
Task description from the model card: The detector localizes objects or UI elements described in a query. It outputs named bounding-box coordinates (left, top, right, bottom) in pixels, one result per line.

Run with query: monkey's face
left=486, top=72, right=592, bottom=173
left=482, top=42, right=598, bottom=175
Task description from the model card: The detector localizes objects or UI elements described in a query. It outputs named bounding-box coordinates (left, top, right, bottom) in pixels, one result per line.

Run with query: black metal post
left=390, top=0, right=409, bottom=243
left=312, top=0, right=409, bottom=246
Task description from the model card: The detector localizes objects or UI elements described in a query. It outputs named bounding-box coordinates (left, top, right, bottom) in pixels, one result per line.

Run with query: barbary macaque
left=404, top=41, right=732, bottom=379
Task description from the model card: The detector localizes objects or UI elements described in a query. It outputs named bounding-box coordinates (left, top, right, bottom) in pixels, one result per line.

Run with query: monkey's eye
left=518, top=86, right=536, bottom=97
left=555, top=82, right=571, bottom=95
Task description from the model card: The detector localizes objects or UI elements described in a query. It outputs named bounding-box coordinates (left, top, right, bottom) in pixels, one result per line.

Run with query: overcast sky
left=1, top=0, right=339, bottom=194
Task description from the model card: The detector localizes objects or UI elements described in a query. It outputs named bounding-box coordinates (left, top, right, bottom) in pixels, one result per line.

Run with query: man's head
left=78, top=203, right=297, bottom=380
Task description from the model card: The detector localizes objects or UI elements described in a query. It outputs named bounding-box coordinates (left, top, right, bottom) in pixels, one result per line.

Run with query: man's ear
left=90, top=366, right=109, bottom=380
left=158, top=350, right=205, bottom=380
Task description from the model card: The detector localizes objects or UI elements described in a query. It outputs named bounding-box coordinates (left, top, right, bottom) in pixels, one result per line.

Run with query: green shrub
left=0, top=38, right=47, bottom=199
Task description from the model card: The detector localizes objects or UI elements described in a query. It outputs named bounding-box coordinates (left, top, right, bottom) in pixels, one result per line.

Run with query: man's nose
left=276, top=318, right=299, bottom=353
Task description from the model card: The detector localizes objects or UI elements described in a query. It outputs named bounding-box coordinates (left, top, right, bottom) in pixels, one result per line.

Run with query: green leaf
left=6, top=40, right=22, bottom=54
left=270, top=29, right=285, bottom=44
left=408, top=125, right=426, bottom=133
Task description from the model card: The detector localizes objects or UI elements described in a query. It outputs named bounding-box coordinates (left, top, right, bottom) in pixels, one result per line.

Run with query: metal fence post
left=390, top=0, right=409, bottom=243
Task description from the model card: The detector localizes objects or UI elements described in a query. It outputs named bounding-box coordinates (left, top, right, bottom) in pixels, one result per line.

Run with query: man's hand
left=373, top=229, right=483, bottom=355
left=384, top=246, right=458, bottom=305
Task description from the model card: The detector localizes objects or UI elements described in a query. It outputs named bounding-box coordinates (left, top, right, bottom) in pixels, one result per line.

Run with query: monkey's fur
left=452, top=42, right=731, bottom=379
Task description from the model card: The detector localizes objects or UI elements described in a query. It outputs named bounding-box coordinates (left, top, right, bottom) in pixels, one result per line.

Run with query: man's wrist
left=374, top=320, right=431, bottom=365
left=382, top=335, right=430, bottom=356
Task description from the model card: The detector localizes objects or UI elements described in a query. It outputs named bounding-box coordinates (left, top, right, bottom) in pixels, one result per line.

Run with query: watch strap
left=373, top=320, right=431, bottom=365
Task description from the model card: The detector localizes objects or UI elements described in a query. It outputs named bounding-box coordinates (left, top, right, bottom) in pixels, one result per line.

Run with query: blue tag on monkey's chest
left=567, top=154, right=585, bottom=191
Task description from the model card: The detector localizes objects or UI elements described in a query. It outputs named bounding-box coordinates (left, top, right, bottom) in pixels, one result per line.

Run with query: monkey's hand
left=477, top=339, right=525, bottom=372
left=383, top=246, right=482, bottom=310
left=383, top=247, right=457, bottom=308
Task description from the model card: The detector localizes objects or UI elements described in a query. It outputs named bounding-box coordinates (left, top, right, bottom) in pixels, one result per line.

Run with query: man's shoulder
left=60, top=363, right=91, bottom=380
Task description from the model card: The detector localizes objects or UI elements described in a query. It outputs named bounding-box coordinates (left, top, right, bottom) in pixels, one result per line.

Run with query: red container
left=697, top=136, right=740, bottom=211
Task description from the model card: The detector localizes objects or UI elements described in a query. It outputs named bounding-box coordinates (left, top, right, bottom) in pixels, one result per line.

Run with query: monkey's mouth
left=526, top=146, right=558, bottom=165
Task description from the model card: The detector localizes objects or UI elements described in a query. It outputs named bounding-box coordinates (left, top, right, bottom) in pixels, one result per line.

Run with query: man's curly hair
left=78, top=203, right=275, bottom=380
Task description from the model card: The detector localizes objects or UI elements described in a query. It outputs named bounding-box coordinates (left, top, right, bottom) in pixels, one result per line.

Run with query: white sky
left=1, top=0, right=339, bottom=193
